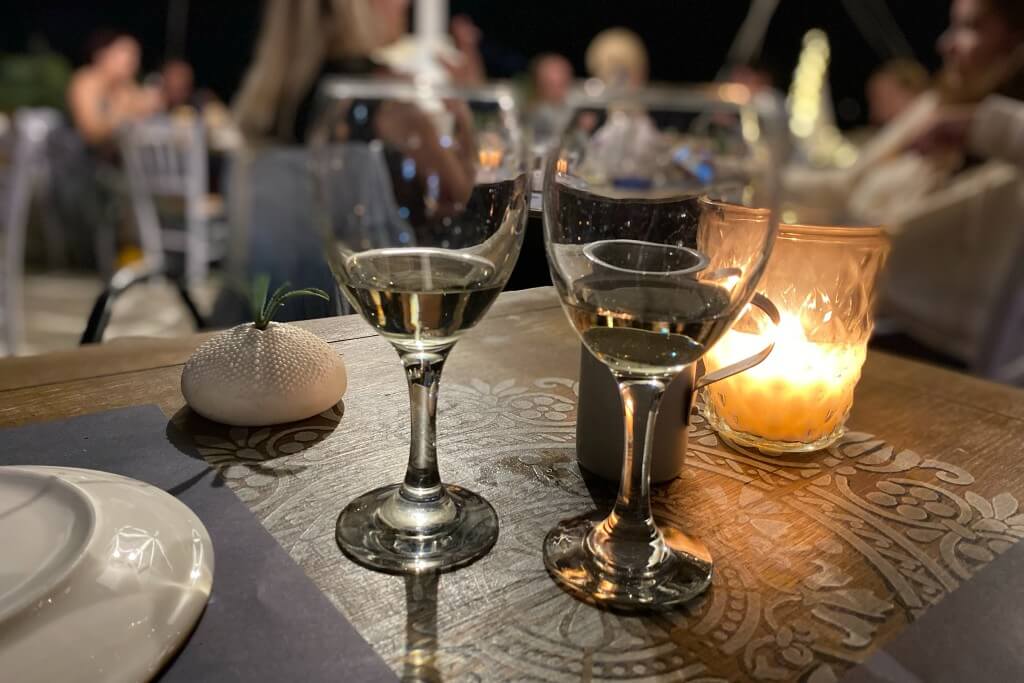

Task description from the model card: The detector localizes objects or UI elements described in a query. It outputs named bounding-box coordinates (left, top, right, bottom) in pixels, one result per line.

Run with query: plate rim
left=0, top=465, right=214, bottom=682
left=0, top=467, right=97, bottom=623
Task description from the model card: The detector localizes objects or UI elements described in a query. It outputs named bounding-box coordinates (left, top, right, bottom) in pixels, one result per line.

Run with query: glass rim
left=317, top=76, right=519, bottom=110
left=701, top=195, right=773, bottom=218
left=778, top=223, right=890, bottom=247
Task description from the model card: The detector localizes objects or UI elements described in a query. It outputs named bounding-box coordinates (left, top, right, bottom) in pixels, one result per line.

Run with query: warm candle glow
left=478, top=147, right=503, bottom=168
left=699, top=223, right=887, bottom=452
left=703, top=312, right=866, bottom=446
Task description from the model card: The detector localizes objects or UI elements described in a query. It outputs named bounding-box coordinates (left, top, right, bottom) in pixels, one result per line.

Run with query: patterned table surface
left=4, top=287, right=1024, bottom=681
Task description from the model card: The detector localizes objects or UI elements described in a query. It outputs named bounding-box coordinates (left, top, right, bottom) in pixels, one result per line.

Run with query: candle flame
left=704, top=310, right=867, bottom=443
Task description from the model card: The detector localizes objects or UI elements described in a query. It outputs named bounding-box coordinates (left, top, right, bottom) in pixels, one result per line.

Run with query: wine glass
left=541, top=86, right=783, bottom=607
left=311, top=79, right=528, bottom=574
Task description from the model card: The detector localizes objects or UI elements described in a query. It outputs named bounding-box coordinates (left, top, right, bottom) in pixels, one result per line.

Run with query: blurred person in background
left=935, top=0, right=1024, bottom=103
left=584, top=27, right=648, bottom=91
left=447, top=13, right=487, bottom=86
left=908, top=0, right=1024, bottom=163
left=780, top=0, right=1024, bottom=379
left=533, top=54, right=573, bottom=104
left=232, top=0, right=408, bottom=143
left=159, top=58, right=220, bottom=112
left=233, top=0, right=478, bottom=201
left=874, top=0, right=1024, bottom=381
left=866, top=59, right=930, bottom=126
left=786, top=0, right=1024, bottom=225
left=59, top=31, right=164, bottom=275
left=67, top=30, right=163, bottom=149
left=578, top=28, right=659, bottom=186
left=222, top=0, right=407, bottom=324
left=218, top=0, right=484, bottom=325
left=913, top=95, right=1024, bottom=169
left=724, top=59, right=778, bottom=96
left=233, top=0, right=485, bottom=144
left=160, top=59, right=195, bottom=110
left=528, top=53, right=573, bottom=143
left=158, top=57, right=233, bottom=152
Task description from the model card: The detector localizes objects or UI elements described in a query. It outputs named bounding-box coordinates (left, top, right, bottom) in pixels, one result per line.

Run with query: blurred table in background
left=2, top=287, right=1024, bottom=681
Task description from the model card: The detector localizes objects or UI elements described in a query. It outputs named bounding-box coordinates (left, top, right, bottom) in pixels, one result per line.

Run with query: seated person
left=785, top=0, right=1024, bottom=226
left=67, top=30, right=163, bottom=149
left=160, top=58, right=219, bottom=112
left=584, top=27, right=648, bottom=91
left=913, top=94, right=1024, bottom=169
left=528, top=53, right=574, bottom=144
left=216, top=0, right=483, bottom=325
left=724, top=59, right=778, bottom=96
left=859, top=0, right=1024, bottom=378
left=233, top=0, right=484, bottom=144
left=866, top=59, right=930, bottom=127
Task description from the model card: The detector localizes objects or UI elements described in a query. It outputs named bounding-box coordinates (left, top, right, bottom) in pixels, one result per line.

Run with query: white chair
left=882, top=161, right=1024, bottom=384
left=5, top=109, right=67, bottom=271
left=211, top=146, right=345, bottom=326
left=216, top=143, right=407, bottom=323
left=0, top=109, right=57, bottom=355
left=119, top=116, right=221, bottom=288
left=976, top=242, right=1024, bottom=385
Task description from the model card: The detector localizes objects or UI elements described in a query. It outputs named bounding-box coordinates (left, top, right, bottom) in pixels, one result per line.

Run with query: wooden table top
left=3, top=286, right=1024, bottom=681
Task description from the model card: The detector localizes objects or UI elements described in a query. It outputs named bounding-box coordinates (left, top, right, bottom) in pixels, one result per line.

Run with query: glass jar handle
left=696, top=293, right=780, bottom=390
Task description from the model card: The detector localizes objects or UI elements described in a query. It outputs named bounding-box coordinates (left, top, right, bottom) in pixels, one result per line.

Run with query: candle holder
left=700, top=224, right=890, bottom=453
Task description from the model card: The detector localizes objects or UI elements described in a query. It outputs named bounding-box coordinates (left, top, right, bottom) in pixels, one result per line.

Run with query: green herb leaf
left=253, top=283, right=330, bottom=329
left=250, top=274, right=270, bottom=324
left=275, top=288, right=331, bottom=305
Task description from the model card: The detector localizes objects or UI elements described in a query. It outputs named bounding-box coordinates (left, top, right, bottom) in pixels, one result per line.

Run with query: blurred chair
left=1, top=108, right=59, bottom=355
left=881, top=161, right=1024, bottom=384
left=976, top=241, right=1024, bottom=385
left=79, top=261, right=204, bottom=344
left=211, top=146, right=344, bottom=326
left=119, top=116, right=223, bottom=288
left=16, top=109, right=67, bottom=269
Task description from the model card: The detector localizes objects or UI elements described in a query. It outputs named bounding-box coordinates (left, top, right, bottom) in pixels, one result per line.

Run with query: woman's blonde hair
left=584, top=28, right=648, bottom=88
left=233, top=0, right=379, bottom=141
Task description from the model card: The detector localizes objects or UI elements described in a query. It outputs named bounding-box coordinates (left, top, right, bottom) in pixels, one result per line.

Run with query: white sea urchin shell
left=181, top=322, right=347, bottom=426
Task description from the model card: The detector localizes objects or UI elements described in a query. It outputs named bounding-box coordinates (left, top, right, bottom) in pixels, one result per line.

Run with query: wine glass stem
left=591, top=377, right=667, bottom=568
left=399, top=348, right=452, bottom=504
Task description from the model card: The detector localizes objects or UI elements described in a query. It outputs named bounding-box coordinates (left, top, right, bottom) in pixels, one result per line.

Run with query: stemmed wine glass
left=542, top=86, right=783, bottom=607
left=311, top=80, right=528, bottom=574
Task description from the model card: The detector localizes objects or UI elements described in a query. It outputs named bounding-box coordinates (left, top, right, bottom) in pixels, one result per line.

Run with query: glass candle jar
left=700, top=224, right=890, bottom=452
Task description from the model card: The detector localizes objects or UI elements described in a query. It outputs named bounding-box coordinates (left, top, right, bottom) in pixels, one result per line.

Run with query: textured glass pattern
left=701, top=225, right=890, bottom=452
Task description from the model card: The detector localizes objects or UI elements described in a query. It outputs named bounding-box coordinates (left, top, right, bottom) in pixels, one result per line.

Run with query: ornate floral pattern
left=178, top=377, right=1021, bottom=681
left=176, top=404, right=344, bottom=507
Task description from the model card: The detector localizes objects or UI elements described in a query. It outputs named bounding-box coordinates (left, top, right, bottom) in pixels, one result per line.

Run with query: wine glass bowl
left=312, top=79, right=528, bottom=574
left=542, top=87, right=782, bottom=608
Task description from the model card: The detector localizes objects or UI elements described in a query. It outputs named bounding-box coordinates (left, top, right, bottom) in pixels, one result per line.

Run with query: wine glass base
left=543, top=511, right=713, bottom=610
left=336, top=483, right=498, bottom=575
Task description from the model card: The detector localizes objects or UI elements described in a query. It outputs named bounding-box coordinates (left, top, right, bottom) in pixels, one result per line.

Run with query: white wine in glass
left=542, top=87, right=782, bottom=608
left=313, top=80, right=528, bottom=574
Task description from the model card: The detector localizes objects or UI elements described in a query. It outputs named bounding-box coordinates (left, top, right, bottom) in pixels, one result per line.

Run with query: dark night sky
left=1, top=1, right=952, bottom=128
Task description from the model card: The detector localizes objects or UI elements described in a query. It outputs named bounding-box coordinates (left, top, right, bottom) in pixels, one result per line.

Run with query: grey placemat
left=841, top=532, right=1024, bottom=682
left=0, top=405, right=396, bottom=683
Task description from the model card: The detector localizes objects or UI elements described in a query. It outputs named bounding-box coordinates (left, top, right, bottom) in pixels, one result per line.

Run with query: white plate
left=0, top=466, right=214, bottom=683
left=0, top=468, right=95, bottom=623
